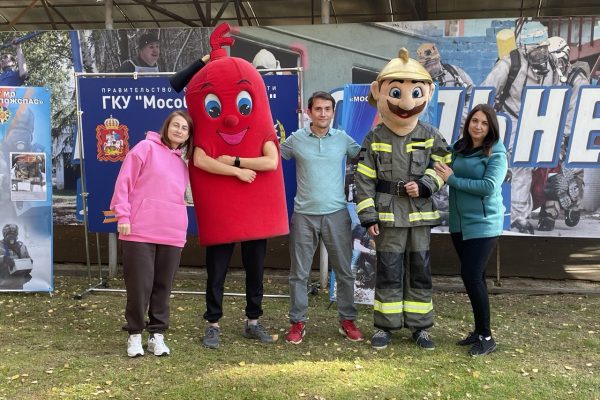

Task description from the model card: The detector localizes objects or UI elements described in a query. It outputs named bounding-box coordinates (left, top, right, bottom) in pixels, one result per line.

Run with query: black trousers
left=203, top=239, right=267, bottom=323
left=450, top=233, right=498, bottom=337
left=121, top=240, right=182, bottom=334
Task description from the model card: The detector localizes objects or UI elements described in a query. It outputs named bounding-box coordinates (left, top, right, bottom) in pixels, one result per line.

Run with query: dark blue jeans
left=450, top=233, right=498, bottom=337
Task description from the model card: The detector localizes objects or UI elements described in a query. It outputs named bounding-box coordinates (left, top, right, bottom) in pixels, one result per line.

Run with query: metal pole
left=74, top=105, right=91, bottom=283
left=108, top=233, right=117, bottom=277
left=73, top=74, right=107, bottom=299
left=84, top=288, right=289, bottom=299
left=105, top=0, right=118, bottom=279
left=105, top=0, right=113, bottom=30
left=321, top=0, right=330, bottom=24
left=96, top=232, right=103, bottom=272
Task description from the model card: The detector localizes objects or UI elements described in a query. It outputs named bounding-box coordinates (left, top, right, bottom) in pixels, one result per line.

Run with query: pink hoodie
left=110, top=131, right=189, bottom=247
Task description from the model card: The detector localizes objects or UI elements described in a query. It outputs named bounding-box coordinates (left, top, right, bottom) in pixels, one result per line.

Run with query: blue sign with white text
left=78, top=75, right=299, bottom=232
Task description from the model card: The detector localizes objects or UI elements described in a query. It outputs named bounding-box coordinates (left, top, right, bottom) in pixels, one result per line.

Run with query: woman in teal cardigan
left=435, top=103, right=508, bottom=357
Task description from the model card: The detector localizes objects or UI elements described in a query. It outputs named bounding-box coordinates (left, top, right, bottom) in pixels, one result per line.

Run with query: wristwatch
left=234, top=156, right=241, bottom=168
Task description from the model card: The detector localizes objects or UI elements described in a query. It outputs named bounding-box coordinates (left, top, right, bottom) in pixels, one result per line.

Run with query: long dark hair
left=159, top=110, right=194, bottom=159
left=454, top=103, right=500, bottom=156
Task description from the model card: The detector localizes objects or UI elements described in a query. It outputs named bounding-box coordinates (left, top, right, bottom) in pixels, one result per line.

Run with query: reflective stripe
left=356, top=198, right=375, bottom=213
left=408, top=210, right=440, bottom=222
left=404, top=300, right=433, bottom=314
left=378, top=212, right=394, bottom=222
left=371, top=142, right=392, bottom=152
left=357, top=163, right=377, bottom=179
left=425, top=168, right=444, bottom=189
left=374, top=300, right=403, bottom=314
left=431, top=153, right=452, bottom=163
left=406, top=138, right=434, bottom=153
left=374, top=300, right=433, bottom=314
left=103, top=210, right=117, bottom=224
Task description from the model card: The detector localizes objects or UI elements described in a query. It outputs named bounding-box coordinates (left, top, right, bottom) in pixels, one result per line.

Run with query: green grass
left=0, top=275, right=599, bottom=399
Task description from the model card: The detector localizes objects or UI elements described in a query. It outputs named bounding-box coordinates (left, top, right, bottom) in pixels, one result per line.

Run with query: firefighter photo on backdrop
left=67, top=16, right=600, bottom=241
left=229, top=16, right=600, bottom=239
left=10, top=152, right=46, bottom=201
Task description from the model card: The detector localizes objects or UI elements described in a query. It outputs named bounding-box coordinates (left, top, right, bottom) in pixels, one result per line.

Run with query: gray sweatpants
left=121, top=240, right=182, bottom=334
left=288, top=208, right=357, bottom=323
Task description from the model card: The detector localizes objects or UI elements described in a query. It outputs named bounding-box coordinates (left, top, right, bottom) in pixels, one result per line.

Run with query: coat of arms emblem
left=96, top=115, right=129, bottom=162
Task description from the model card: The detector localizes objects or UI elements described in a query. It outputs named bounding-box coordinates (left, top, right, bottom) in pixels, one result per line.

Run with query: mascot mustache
left=386, top=101, right=426, bottom=119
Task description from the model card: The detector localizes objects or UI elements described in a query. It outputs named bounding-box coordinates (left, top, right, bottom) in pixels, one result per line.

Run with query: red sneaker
left=339, top=319, right=364, bottom=342
left=285, top=322, right=306, bottom=344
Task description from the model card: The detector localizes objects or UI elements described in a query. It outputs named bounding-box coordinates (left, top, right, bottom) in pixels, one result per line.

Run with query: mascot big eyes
left=171, top=23, right=288, bottom=246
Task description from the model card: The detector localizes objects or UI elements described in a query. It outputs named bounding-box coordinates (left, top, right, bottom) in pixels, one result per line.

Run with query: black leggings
left=450, top=233, right=498, bottom=337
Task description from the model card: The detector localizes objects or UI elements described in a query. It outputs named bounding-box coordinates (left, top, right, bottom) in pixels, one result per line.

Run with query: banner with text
left=0, top=86, right=53, bottom=292
left=77, top=74, right=298, bottom=233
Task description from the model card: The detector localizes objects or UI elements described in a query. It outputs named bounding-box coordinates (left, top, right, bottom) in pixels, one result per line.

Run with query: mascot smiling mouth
left=387, top=101, right=426, bottom=119
left=218, top=128, right=249, bottom=145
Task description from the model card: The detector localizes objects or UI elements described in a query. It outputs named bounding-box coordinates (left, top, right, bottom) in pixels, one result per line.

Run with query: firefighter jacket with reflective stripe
left=355, top=122, right=450, bottom=228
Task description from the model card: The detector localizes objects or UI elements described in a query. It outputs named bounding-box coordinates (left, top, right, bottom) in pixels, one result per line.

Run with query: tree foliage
left=0, top=31, right=76, bottom=135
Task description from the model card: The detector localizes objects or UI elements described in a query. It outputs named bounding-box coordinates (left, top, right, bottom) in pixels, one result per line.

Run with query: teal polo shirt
left=281, top=127, right=360, bottom=215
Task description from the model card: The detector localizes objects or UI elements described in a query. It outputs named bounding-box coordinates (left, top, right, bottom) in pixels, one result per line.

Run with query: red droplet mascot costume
left=171, top=23, right=288, bottom=339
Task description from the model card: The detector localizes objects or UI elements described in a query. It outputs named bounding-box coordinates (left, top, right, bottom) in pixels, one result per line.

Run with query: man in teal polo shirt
left=281, top=91, right=364, bottom=344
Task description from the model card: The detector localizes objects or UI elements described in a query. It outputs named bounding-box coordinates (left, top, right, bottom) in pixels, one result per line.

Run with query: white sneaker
left=127, top=334, right=144, bottom=357
left=148, top=333, right=170, bottom=356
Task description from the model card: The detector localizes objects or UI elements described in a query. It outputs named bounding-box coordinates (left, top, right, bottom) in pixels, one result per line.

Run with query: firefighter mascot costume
left=170, top=23, right=288, bottom=348
left=354, top=48, right=450, bottom=350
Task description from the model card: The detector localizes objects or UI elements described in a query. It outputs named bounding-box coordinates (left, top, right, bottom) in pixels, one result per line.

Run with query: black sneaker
left=412, top=330, right=435, bottom=350
left=203, top=325, right=221, bottom=349
left=371, top=330, right=392, bottom=350
left=469, top=335, right=497, bottom=357
left=456, top=331, right=479, bottom=346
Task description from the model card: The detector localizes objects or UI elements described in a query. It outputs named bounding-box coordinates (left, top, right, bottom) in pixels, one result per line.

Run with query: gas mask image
left=417, top=43, right=443, bottom=78
left=2, top=224, right=18, bottom=245
left=518, top=21, right=551, bottom=77
left=526, top=44, right=550, bottom=75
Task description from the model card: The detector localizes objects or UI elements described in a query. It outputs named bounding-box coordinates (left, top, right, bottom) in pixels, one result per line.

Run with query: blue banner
left=0, top=86, right=53, bottom=292
left=340, top=84, right=378, bottom=143
left=78, top=75, right=299, bottom=233
left=78, top=76, right=192, bottom=233
left=263, top=74, right=299, bottom=219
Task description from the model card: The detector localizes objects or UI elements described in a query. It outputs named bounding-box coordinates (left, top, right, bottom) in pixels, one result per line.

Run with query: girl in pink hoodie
left=110, top=110, right=193, bottom=357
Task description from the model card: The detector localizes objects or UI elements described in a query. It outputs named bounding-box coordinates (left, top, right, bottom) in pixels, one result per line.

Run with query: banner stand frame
left=72, top=85, right=109, bottom=299
left=71, top=70, right=300, bottom=300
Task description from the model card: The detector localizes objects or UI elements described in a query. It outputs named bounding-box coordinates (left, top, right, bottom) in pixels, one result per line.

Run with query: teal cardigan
left=447, top=140, right=508, bottom=240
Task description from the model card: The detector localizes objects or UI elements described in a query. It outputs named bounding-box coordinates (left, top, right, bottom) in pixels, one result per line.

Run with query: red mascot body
left=184, top=24, right=288, bottom=246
